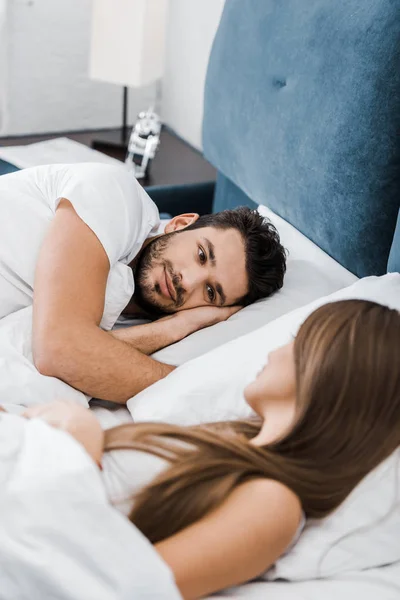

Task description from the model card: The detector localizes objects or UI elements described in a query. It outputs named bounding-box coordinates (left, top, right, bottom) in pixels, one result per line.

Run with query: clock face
left=135, top=111, right=161, bottom=137
left=126, top=111, right=161, bottom=178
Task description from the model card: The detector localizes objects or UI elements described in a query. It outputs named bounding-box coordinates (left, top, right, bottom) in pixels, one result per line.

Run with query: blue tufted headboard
left=202, top=0, right=400, bottom=277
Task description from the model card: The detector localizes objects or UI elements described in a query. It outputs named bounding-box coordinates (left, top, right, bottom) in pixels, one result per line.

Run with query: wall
left=0, top=0, right=225, bottom=148
left=1, top=0, right=155, bottom=136
left=162, top=0, right=225, bottom=150
left=0, top=0, right=7, bottom=133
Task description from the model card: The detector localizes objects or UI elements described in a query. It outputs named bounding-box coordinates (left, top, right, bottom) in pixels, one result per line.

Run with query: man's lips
left=165, top=268, right=177, bottom=301
left=160, top=267, right=176, bottom=301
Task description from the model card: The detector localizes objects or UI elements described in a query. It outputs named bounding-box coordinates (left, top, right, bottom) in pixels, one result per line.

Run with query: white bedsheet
left=212, top=563, right=400, bottom=600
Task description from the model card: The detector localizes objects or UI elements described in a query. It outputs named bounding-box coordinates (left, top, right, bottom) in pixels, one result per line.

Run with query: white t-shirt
left=0, top=163, right=160, bottom=324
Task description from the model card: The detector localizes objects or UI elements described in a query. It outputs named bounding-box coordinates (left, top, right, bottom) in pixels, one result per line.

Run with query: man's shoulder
left=60, top=162, right=130, bottom=182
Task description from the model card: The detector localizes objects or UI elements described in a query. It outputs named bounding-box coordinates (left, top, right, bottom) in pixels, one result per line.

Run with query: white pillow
left=128, top=274, right=400, bottom=425
left=264, top=448, right=400, bottom=580
left=119, top=207, right=358, bottom=367
left=152, top=258, right=355, bottom=366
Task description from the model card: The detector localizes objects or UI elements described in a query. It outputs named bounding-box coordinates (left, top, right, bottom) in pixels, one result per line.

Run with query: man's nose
left=180, top=264, right=207, bottom=295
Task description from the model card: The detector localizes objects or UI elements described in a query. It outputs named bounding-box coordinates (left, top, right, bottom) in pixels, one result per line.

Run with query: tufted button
left=273, top=77, right=287, bottom=89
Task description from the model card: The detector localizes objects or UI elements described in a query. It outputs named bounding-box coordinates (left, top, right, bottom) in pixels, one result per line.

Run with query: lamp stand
left=122, top=85, right=128, bottom=144
left=92, top=86, right=131, bottom=153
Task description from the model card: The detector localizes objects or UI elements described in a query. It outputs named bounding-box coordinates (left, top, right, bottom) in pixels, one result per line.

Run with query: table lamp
left=89, top=0, right=168, bottom=155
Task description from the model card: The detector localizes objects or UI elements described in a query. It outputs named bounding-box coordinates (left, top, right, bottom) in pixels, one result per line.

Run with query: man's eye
left=198, top=246, right=206, bottom=264
left=206, top=284, right=216, bottom=302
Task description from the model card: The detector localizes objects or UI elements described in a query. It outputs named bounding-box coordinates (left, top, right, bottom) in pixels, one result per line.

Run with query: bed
left=0, top=1, right=399, bottom=598
left=135, top=1, right=400, bottom=598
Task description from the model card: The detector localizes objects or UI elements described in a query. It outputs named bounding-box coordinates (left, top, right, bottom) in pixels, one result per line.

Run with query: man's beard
left=134, top=232, right=186, bottom=316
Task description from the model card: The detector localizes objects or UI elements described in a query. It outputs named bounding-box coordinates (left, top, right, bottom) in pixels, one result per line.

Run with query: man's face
left=134, top=226, right=248, bottom=315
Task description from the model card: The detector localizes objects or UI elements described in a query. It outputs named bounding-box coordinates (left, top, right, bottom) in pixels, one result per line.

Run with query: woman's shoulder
left=226, top=478, right=305, bottom=572
left=242, top=477, right=301, bottom=509
left=229, top=478, right=303, bottom=542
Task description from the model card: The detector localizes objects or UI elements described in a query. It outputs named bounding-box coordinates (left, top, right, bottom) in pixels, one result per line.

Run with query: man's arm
left=33, top=200, right=236, bottom=403
left=32, top=199, right=177, bottom=402
left=110, top=305, right=240, bottom=356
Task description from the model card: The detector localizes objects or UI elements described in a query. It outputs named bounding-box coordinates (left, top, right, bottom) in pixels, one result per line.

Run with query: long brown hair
left=104, top=300, right=400, bottom=543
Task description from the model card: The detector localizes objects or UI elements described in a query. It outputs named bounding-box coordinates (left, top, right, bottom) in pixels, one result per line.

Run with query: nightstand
left=0, top=126, right=217, bottom=216
left=91, top=127, right=217, bottom=216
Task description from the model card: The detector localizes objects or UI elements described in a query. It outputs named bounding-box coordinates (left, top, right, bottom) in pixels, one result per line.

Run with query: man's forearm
left=34, top=325, right=175, bottom=403
left=34, top=306, right=238, bottom=403
left=109, top=317, right=188, bottom=355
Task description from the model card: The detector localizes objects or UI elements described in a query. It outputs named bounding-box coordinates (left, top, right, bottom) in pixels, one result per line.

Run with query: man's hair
left=184, top=206, right=287, bottom=305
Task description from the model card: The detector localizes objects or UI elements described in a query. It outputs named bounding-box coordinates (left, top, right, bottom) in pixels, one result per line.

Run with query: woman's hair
left=104, top=299, right=400, bottom=544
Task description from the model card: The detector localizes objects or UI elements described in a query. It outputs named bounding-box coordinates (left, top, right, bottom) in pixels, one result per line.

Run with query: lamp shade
left=89, top=0, right=168, bottom=88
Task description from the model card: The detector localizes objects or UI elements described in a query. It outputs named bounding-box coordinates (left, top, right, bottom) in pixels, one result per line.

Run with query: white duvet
left=0, top=412, right=181, bottom=600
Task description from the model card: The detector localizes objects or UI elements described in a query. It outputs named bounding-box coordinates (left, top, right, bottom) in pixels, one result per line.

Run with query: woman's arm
left=156, top=478, right=302, bottom=600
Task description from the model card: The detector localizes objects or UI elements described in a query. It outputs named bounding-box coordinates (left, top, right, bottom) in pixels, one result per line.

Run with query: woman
left=24, top=299, right=400, bottom=599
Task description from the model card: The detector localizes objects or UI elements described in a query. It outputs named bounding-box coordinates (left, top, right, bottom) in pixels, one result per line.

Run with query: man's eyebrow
left=203, top=238, right=227, bottom=305
left=204, top=237, right=216, bottom=266
left=215, top=283, right=226, bottom=306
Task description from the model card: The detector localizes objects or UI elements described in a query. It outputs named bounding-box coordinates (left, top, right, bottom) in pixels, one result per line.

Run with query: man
left=0, top=163, right=286, bottom=402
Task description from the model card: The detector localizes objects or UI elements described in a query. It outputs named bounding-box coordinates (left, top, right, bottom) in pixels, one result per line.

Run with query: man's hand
left=168, top=305, right=242, bottom=336
left=111, top=305, right=241, bottom=355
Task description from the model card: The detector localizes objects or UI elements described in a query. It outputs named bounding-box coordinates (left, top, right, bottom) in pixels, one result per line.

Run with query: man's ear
left=164, top=213, right=199, bottom=233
